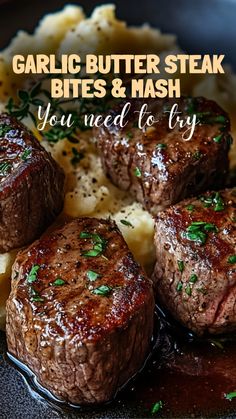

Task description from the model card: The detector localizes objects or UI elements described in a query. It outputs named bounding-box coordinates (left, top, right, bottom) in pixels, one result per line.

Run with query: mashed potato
left=0, top=4, right=235, bottom=328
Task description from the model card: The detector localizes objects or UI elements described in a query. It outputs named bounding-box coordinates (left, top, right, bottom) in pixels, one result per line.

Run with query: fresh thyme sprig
left=6, top=66, right=113, bottom=143
left=6, top=82, right=44, bottom=126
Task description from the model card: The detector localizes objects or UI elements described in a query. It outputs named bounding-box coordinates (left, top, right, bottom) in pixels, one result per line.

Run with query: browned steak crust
left=95, top=97, right=232, bottom=213
left=6, top=217, right=155, bottom=404
left=153, top=188, right=236, bottom=336
left=0, top=113, right=65, bottom=252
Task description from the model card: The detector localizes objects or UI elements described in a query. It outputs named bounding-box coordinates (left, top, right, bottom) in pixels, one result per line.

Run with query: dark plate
left=0, top=1, right=236, bottom=418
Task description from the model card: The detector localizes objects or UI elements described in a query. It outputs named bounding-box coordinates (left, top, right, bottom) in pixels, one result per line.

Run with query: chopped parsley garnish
left=176, top=281, right=183, bottom=292
left=87, top=270, right=100, bottom=281
left=134, top=166, right=141, bottom=177
left=120, top=219, right=133, bottom=228
left=156, top=143, right=167, bottom=150
left=200, top=196, right=213, bottom=208
left=213, top=192, right=225, bottom=211
left=203, top=223, right=218, bottom=232
left=31, top=295, right=44, bottom=302
left=80, top=231, right=107, bottom=258
left=177, top=260, right=184, bottom=272
left=92, top=285, right=113, bottom=296
left=175, top=98, right=228, bottom=129
left=189, top=274, right=198, bottom=283
left=0, top=162, right=11, bottom=176
left=213, top=134, right=223, bottom=143
left=80, top=232, right=98, bottom=240
left=196, top=113, right=227, bottom=125
left=82, top=246, right=104, bottom=257
left=208, top=115, right=227, bottom=124
left=30, top=287, right=44, bottom=302
left=187, top=105, right=228, bottom=128
left=52, top=278, right=66, bottom=286
left=187, top=220, right=209, bottom=230
left=27, top=265, right=40, bottom=283
left=151, top=400, right=163, bottom=414
left=21, top=148, right=31, bottom=161
left=227, top=255, right=236, bottom=264
left=0, top=124, right=11, bottom=137
left=200, top=192, right=225, bottom=212
left=70, top=147, right=84, bottom=166
left=185, top=284, right=192, bottom=296
left=184, top=230, right=207, bottom=245
left=186, top=204, right=195, bottom=212
left=224, top=392, right=236, bottom=401
left=183, top=221, right=218, bottom=246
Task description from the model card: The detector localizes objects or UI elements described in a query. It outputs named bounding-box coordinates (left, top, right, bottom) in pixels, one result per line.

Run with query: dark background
left=0, top=0, right=235, bottom=68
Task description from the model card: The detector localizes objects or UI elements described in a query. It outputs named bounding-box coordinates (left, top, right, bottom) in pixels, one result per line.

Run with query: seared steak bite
left=153, top=188, right=236, bottom=336
left=95, top=97, right=232, bottom=214
left=0, top=113, right=65, bottom=252
left=6, top=218, right=154, bottom=405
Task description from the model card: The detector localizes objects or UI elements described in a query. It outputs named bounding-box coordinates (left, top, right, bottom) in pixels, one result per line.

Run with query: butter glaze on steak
left=0, top=113, right=65, bottom=252
left=95, top=97, right=232, bottom=214
left=153, top=188, right=236, bottom=336
left=6, top=218, right=155, bottom=405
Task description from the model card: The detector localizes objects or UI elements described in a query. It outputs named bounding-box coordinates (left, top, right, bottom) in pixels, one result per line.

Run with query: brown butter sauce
left=7, top=306, right=236, bottom=418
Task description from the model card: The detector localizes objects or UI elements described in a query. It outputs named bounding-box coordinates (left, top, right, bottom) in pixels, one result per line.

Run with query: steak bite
left=0, top=113, right=65, bottom=252
left=95, top=97, right=232, bottom=214
left=153, top=188, right=236, bottom=336
left=6, top=218, right=154, bottom=405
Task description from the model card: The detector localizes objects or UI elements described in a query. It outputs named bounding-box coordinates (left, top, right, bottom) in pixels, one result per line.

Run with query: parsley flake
left=189, top=274, right=198, bottom=283
left=92, top=285, right=113, bottom=296
left=151, top=400, right=163, bottom=414
left=213, top=134, right=223, bottom=143
left=21, top=148, right=31, bottom=161
left=176, top=281, right=183, bottom=292
left=183, top=221, right=218, bottom=246
left=225, top=392, right=236, bottom=401
left=27, top=265, right=40, bottom=283
left=227, top=255, right=236, bottom=264
left=186, top=204, right=195, bottom=212
left=30, top=287, right=44, bottom=303
left=185, top=284, right=192, bottom=296
left=0, top=162, right=11, bottom=176
left=177, top=260, right=184, bottom=272
left=134, top=167, right=142, bottom=177
left=200, top=192, right=225, bottom=211
left=52, top=278, right=66, bottom=286
left=87, top=270, right=100, bottom=281
left=80, top=231, right=107, bottom=258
